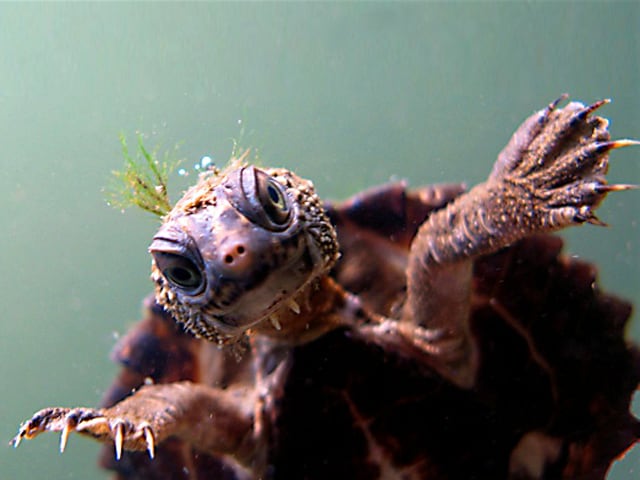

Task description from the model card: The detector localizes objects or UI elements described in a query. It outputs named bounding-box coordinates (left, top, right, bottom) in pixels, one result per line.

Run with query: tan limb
left=13, top=382, right=257, bottom=466
left=401, top=98, right=638, bottom=388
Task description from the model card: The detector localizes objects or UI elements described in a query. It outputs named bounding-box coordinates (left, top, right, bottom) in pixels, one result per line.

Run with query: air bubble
left=201, top=156, right=213, bottom=168
left=178, top=168, right=188, bottom=176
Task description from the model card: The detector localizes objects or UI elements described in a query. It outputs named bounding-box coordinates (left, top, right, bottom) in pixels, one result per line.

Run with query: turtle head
left=149, top=163, right=339, bottom=345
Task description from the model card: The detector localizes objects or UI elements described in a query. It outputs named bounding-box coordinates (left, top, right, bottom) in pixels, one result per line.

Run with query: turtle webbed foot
left=489, top=97, right=638, bottom=231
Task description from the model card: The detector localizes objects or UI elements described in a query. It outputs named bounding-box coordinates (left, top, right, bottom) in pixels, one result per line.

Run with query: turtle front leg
left=13, top=382, right=257, bottom=465
left=401, top=97, right=638, bottom=389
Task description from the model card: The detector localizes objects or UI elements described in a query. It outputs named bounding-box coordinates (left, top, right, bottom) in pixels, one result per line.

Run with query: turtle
left=13, top=97, right=640, bottom=480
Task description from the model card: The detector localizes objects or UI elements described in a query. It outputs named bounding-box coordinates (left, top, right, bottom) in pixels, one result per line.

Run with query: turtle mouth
left=150, top=256, right=310, bottom=343
left=149, top=224, right=315, bottom=339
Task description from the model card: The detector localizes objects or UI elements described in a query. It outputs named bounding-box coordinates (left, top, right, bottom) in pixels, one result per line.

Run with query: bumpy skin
left=13, top=98, right=640, bottom=479
left=401, top=98, right=634, bottom=388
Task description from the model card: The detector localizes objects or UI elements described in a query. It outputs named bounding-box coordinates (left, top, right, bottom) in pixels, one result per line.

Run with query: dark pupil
left=165, top=263, right=201, bottom=288
left=267, top=184, right=280, bottom=203
left=251, top=170, right=291, bottom=228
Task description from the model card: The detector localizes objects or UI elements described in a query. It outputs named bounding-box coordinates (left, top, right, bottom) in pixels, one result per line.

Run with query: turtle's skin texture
left=14, top=98, right=640, bottom=479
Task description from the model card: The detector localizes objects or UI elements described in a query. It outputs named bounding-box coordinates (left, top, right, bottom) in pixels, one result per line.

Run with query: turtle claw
left=143, top=424, right=155, bottom=459
left=547, top=93, right=569, bottom=112
left=595, top=183, right=639, bottom=193
left=598, top=138, right=640, bottom=151
left=59, top=421, right=72, bottom=453
left=113, top=420, right=124, bottom=460
left=569, top=98, right=609, bottom=125
left=579, top=209, right=608, bottom=227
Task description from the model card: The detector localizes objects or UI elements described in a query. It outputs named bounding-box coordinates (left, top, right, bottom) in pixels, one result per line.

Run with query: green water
left=1, top=3, right=638, bottom=479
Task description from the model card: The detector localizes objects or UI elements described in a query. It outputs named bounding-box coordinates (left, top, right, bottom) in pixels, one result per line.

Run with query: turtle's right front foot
left=12, top=382, right=256, bottom=463
left=13, top=402, right=160, bottom=460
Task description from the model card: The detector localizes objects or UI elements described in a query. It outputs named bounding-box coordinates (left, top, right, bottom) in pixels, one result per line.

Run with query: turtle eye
left=227, top=166, right=293, bottom=231
left=256, top=173, right=291, bottom=226
left=154, top=252, right=204, bottom=294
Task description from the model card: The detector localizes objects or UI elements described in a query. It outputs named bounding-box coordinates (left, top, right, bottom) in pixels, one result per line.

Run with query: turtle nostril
left=224, top=244, right=247, bottom=264
left=220, top=243, right=249, bottom=270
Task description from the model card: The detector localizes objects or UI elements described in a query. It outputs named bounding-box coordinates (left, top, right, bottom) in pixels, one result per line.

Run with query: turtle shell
left=99, top=181, right=639, bottom=479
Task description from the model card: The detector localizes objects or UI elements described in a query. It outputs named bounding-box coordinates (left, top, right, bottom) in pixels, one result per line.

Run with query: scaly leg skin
left=401, top=97, right=638, bottom=389
left=12, top=382, right=257, bottom=466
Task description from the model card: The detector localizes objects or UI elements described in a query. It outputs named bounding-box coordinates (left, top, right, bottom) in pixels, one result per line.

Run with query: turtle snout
left=217, top=241, right=253, bottom=277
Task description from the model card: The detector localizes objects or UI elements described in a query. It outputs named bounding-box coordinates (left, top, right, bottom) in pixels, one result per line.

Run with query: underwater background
left=1, top=3, right=638, bottom=479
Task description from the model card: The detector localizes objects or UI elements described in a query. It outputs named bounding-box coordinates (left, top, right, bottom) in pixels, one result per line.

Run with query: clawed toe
left=142, top=423, right=155, bottom=459
left=11, top=407, right=96, bottom=449
left=489, top=97, right=639, bottom=233
left=102, top=420, right=156, bottom=460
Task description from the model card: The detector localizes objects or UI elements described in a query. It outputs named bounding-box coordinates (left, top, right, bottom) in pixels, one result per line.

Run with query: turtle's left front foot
left=400, top=97, right=638, bottom=389
left=487, top=97, right=638, bottom=233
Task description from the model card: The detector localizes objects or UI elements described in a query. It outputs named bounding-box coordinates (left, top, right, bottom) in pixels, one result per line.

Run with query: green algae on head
left=107, top=134, right=183, bottom=217
left=107, top=133, right=259, bottom=217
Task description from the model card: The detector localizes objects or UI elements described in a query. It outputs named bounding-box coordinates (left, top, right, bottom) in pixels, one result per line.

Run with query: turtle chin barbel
left=14, top=98, right=640, bottom=480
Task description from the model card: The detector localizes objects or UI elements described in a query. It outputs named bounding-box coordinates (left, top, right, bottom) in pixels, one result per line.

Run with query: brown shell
left=99, top=182, right=639, bottom=479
